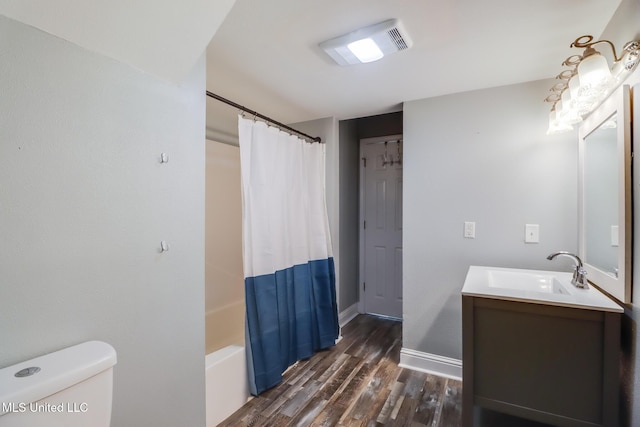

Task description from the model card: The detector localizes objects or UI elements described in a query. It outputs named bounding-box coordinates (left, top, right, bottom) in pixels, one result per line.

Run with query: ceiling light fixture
left=545, top=35, right=640, bottom=134
left=319, top=19, right=412, bottom=66
left=347, top=38, right=384, bottom=63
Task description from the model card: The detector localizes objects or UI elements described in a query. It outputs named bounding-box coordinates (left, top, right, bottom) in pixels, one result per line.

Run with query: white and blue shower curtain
left=238, top=116, right=339, bottom=395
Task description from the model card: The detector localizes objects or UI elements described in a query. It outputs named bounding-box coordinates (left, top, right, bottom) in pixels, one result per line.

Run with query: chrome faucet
left=546, top=251, right=588, bottom=289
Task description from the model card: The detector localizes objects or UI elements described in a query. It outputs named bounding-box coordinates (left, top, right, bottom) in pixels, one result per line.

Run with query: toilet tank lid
left=0, top=341, right=116, bottom=414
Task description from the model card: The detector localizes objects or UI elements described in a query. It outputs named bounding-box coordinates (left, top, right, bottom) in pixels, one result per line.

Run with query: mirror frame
left=578, top=85, right=632, bottom=304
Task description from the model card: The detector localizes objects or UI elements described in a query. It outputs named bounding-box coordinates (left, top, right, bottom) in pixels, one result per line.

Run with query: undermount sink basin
left=487, top=270, right=570, bottom=295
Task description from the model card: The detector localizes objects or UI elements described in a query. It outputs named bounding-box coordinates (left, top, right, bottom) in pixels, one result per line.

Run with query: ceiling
left=0, top=0, right=621, bottom=142
left=205, top=0, right=621, bottom=142
left=0, top=0, right=236, bottom=82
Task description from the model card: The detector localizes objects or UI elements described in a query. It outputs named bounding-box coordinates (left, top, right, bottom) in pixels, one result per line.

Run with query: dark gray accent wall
left=338, top=119, right=360, bottom=311
left=357, top=111, right=403, bottom=139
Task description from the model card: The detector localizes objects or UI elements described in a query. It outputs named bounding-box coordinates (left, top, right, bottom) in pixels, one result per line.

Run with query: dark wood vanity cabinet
left=462, top=296, right=621, bottom=427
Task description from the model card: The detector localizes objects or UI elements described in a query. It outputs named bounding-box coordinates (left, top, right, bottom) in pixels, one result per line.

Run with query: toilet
left=0, top=341, right=117, bottom=427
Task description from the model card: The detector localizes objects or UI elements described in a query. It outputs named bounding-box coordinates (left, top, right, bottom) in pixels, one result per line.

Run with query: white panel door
left=361, top=139, right=403, bottom=319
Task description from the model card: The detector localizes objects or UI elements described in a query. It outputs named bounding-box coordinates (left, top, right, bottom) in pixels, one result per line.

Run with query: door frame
left=358, top=134, right=403, bottom=317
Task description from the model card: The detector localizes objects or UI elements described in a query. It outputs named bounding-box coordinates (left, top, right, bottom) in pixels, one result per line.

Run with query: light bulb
left=577, top=51, right=612, bottom=100
left=559, top=90, right=582, bottom=125
left=554, top=100, right=564, bottom=118
left=568, top=75, right=580, bottom=99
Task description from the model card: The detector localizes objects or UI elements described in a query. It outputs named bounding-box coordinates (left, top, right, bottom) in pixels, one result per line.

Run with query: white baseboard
left=338, top=303, right=360, bottom=327
left=399, top=348, right=462, bottom=381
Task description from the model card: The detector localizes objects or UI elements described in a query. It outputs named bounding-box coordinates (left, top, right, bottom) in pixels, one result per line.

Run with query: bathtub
left=204, top=300, right=250, bottom=426
left=205, top=345, right=250, bottom=427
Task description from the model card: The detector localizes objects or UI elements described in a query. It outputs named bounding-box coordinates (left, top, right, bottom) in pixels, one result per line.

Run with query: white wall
left=0, top=15, right=205, bottom=427
left=205, top=139, right=244, bottom=353
left=403, top=79, right=578, bottom=359
left=205, top=140, right=243, bottom=310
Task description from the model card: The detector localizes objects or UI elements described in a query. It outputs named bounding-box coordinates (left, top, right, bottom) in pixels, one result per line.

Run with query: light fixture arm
left=545, top=34, right=639, bottom=134
left=561, top=55, right=582, bottom=68
left=571, top=35, right=621, bottom=62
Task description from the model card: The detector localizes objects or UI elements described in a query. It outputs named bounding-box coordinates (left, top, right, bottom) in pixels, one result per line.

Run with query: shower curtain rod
left=206, top=91, right=322, bottom=143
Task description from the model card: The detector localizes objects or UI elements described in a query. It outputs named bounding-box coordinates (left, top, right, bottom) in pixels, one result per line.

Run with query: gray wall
left=403, top=79, right=578, bottom=359
left=599, top=0, right=640, bottom=425
left=338, top=119, right=359, bottom=311
left=0, top=16, right=205, bottom=427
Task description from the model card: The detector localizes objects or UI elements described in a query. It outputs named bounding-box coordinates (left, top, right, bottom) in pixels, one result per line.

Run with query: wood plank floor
left=218, top=314, right=462, bottom=427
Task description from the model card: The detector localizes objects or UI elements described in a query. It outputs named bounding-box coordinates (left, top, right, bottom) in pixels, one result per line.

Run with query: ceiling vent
left=319, top=19, right=412, bottom=66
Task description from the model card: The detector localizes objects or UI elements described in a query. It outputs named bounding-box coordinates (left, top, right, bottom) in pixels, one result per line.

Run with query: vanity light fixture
left=319, top=19, right=412, bottom=66
left=545, top=35, right=640, bottom=134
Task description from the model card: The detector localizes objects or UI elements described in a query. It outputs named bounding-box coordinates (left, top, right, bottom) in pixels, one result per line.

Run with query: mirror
left=584, top=115, right=618, bottom=274
left=579, top=85, right=632, bottom=303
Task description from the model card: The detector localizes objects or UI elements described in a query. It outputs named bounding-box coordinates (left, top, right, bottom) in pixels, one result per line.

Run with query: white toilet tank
left=0, top=341, right=117, bottom=427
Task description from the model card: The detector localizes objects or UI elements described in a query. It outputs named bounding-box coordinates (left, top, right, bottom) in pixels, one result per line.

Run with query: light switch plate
left=464, top=221, right=475, bottom=239
left=525, top=224, right=539, bottom=243
left=611, top=225, right=619, bottom=247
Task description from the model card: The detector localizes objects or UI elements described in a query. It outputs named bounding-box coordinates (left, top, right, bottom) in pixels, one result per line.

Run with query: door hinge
left=363, top=220, right=366, bottom=230
left=362, top=157, right=367, bottom=167
left=363, top=282, right=366, bottom=292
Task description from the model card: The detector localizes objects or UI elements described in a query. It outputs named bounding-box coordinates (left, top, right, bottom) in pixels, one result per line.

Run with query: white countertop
left=462, top=266, right=623, bottom=313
